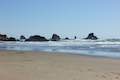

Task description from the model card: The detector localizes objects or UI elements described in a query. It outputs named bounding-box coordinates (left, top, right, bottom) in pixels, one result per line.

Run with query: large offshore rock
left=7, top=37, right=16, bottom=41
left=85, top=33, right=98, bottom=40
left=25, top=35, right=48, bottom=41
left=51, top=34, right=60, bottom=41
left=0, top=34, right=7, bottom=41
left=20, top=35, right=26, bottom=42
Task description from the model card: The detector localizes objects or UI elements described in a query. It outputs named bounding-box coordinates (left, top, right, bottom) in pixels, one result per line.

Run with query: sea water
left=1, top=39, right=120, bottom=58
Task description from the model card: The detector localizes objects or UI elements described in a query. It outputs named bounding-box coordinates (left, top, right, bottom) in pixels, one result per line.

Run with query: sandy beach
left=0, top=51, right=120, bottom=80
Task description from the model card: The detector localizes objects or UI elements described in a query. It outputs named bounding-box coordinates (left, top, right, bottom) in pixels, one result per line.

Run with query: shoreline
left=1, top=50, right=120, bottom=60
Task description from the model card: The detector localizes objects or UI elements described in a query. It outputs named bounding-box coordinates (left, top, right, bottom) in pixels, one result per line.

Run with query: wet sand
left=0, top=51, right=120, bottom=80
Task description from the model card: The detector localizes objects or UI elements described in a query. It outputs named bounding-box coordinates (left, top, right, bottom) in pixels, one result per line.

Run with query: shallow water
left=1, top=39, right=120, bottom=58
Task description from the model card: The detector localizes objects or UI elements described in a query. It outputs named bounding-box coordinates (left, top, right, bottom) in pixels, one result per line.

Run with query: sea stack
left=85, top=33, right=98, bottom=40
left=0, top=34, right=7, bottom=41
left=20, top=35, right=26, bottom=42
left=65, top=37, right=70, bottom=40
left=51, top=34, right=60, bottom=41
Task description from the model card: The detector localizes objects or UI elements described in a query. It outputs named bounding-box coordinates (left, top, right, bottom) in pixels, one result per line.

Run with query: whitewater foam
left=1, top=39, right=120, bottom=58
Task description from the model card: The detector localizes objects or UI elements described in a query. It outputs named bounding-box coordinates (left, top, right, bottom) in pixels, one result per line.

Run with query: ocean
left=1, top=39, right=120, bottom=58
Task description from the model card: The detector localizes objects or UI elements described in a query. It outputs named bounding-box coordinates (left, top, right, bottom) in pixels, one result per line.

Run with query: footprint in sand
left=95, top=72, right=120, bottom=80
left=79, top=70, right=83, bottom=72
left=103, top=72, right=120, bottom=80
left=115, top=76, right=119, bottom=79
left=95, top=74, right=107, bottom=80
left=110, top=72, right=120, bottom=76
left=101, top=75, right=106, bottom=78
left=87, top=68, right=93, bottom=71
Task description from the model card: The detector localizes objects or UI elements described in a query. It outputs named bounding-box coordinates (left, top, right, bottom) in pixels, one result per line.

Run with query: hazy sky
left=0, top=0, right=120, bottom=39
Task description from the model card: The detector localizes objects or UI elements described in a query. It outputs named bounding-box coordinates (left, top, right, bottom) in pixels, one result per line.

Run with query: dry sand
left=0, top=51, right=120, bottom=80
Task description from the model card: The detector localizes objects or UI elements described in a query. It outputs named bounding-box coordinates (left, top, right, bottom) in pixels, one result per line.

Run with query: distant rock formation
left=25, top=35, right=48, bottom=41
left=51, top=34, right=60, bottom=41
left=85, top=33, right=98, bottom=40
left=74, top=36, right=77, bottom=39
left=0, top=34, right=7, bottom=41
left=65, top=37, right=70, bottom=40
left=0, top=33, right=17, bottom=41
left=20, top=35, right=26, bottom=42
left=7, top=37, right=16, bottom=41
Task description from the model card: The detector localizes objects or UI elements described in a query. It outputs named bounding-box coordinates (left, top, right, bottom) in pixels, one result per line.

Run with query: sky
left=0, top=0, right=120, bottom=39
